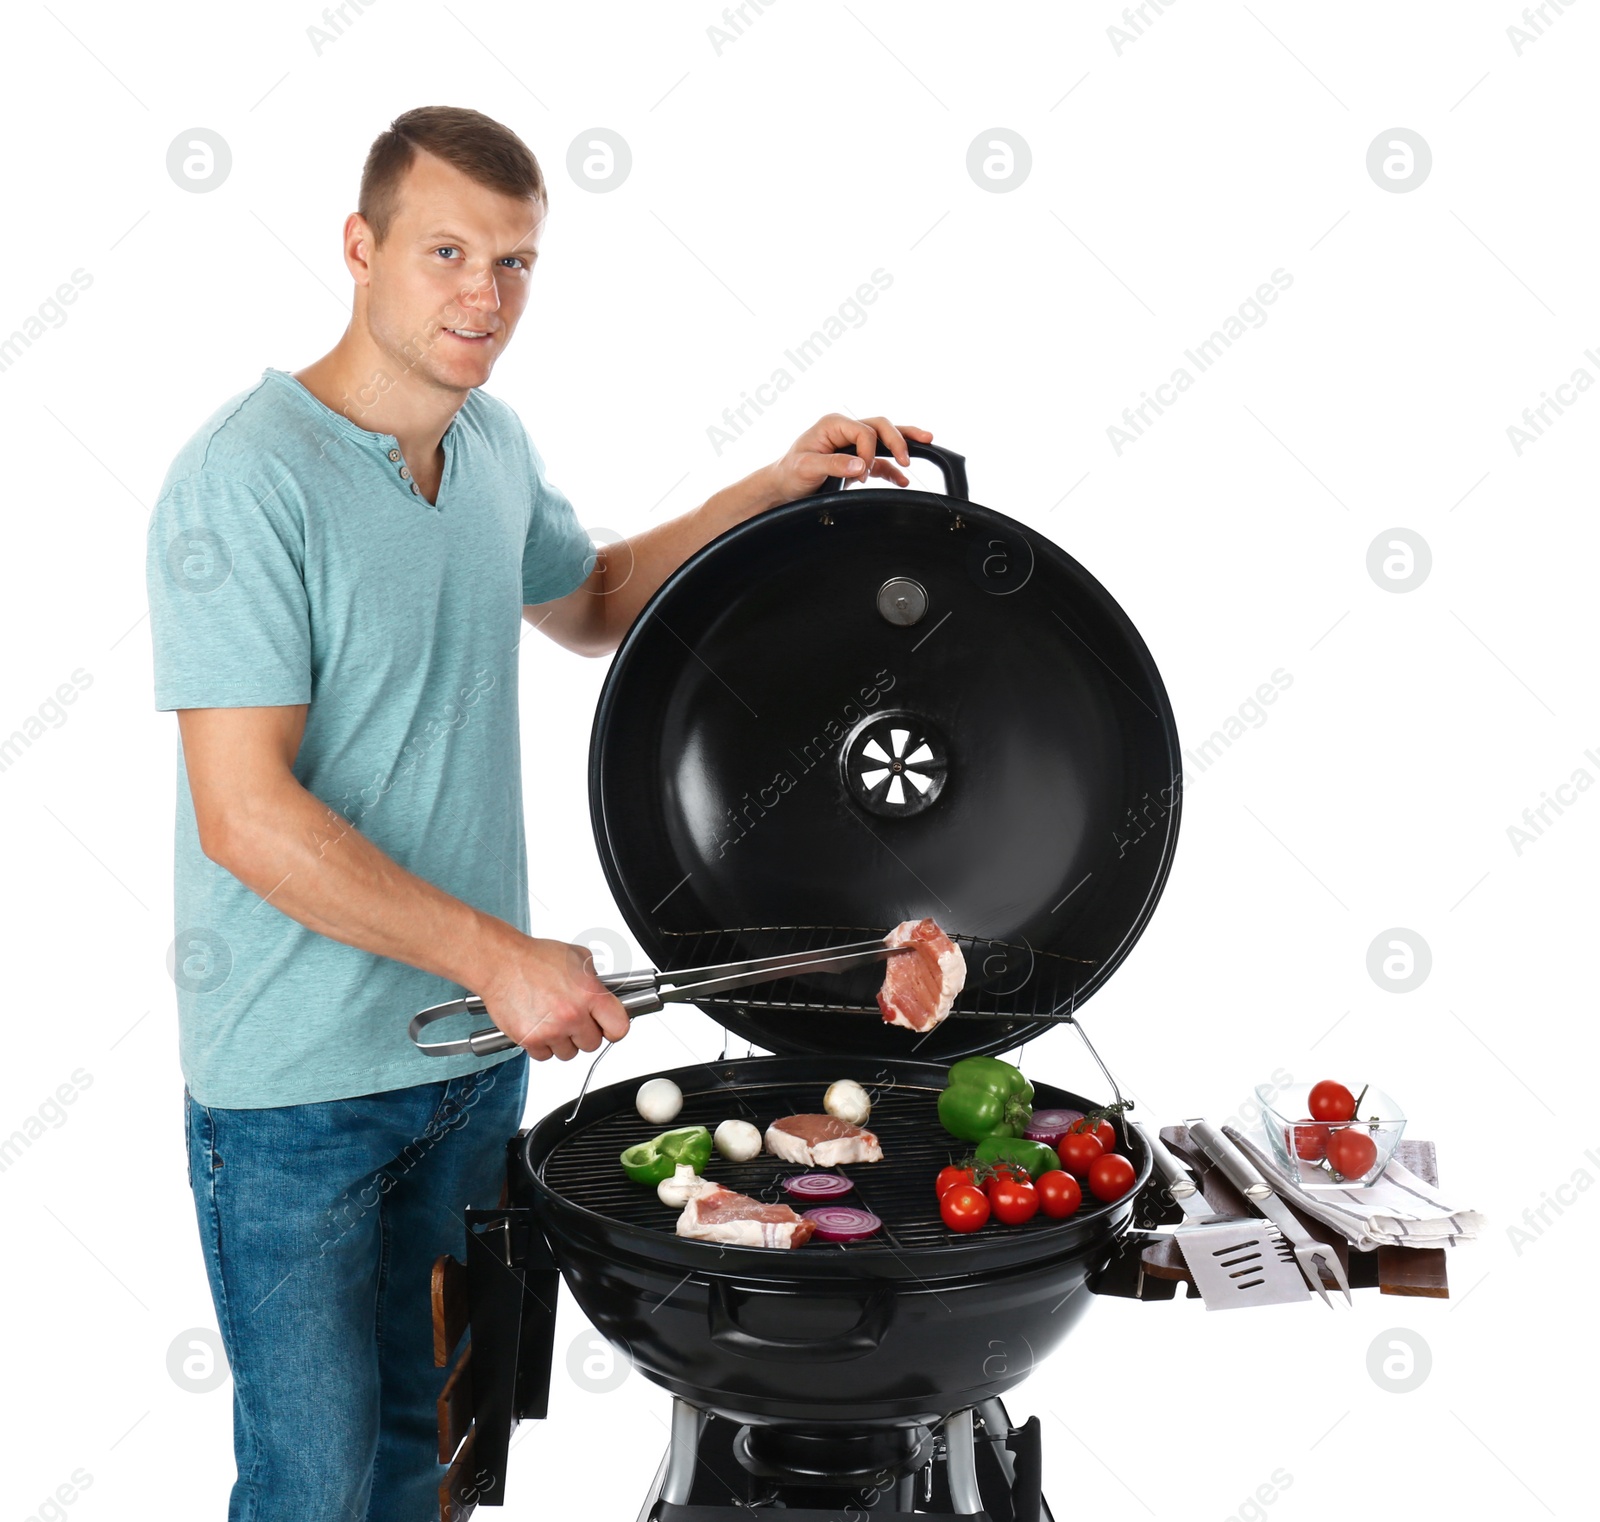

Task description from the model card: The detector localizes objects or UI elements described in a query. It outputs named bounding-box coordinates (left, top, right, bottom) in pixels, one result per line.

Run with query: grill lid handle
left=812, top=437, right=968, bottom=501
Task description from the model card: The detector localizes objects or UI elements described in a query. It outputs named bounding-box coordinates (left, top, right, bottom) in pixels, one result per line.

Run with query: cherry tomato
left=1087, top=1152, right=1137, bottom=1203
left=1325, top=1127, right=1378, bottom=1180
left=1058, top=1131, right=1105, bottom=1178
left=982, top=1164, right=1027, bottom=1199
left=936, top=1166, right=976, bottom=1200
left=1065, top=1117, right=1117, bottom=1153
left=1291, top=1123, right=1329, bottom=1161
left=940, top=1183, right=991, bottom=1233
left=984, top=1162, right=1029, bottom=1185
left=1308, top=1080, right=1356, bottom=1123
left=1035, top=1170, right=1083, bottom=1219
left=986, top=1174, right=1040, bottom=1226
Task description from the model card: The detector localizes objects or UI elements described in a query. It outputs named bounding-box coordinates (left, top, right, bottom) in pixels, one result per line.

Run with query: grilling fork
left=408, top=938, right=912, bottom=1057
left=1189, top=1119, right=1353, bottom=1307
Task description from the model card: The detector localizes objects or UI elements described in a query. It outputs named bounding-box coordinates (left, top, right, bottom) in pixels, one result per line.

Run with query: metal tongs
left=408, top=937, right=912, bottom=1057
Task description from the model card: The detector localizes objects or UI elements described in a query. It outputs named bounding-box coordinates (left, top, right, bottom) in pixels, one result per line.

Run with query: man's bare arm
left=176, top=705, right=626, bottom=1061
left=532, top=415, right=931, bottom=657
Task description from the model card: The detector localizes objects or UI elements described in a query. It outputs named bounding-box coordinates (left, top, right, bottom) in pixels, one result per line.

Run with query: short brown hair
left=359, top=106, right=545, bottom=242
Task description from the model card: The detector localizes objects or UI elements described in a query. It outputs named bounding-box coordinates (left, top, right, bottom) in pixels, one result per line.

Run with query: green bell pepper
left=975, top=1134, right=1060, bottom=1180
left=620, top=1125, right=713, bottom=1186
left=937, top=1056, right=1035, bottom=1144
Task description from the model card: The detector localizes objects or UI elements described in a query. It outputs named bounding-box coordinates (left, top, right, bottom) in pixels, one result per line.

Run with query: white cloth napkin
left=1222, top=1124, right=1485, bottom=1253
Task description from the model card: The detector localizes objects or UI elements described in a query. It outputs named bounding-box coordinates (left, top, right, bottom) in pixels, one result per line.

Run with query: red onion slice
left=803, top=1205, right=883, bottom=1241
left=1025, top=1108, right=1084, bottom=1143
left=782, top=1172, right=856, bottom=1199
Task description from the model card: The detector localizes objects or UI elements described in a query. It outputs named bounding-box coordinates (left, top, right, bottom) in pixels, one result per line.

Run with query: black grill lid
left=588, top=445, right=1181, bottom=1061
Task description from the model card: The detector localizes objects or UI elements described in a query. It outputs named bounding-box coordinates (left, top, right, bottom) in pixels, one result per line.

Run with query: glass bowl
left=1257, top=1083, right=1405, bottom=1188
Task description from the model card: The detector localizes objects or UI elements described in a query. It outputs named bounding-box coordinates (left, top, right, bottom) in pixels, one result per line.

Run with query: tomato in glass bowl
left=1258, top=1081, right=1405, bottom=1187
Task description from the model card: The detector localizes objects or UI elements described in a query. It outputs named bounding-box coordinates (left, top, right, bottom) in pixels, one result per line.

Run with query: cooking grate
left=538, top=1072, right=1110, bottom=1253
left=655, top=925, right=1093, bottom=1023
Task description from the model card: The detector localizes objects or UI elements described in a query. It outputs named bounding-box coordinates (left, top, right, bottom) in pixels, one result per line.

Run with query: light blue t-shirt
left=146, top=368, right=595, bottom=1108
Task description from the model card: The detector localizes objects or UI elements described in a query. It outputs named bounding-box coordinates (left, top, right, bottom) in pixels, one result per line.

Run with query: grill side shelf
left=457, top=1195, right=562, bottom=1510
left=462, top=1209, right=522, bottom=1508
left=506, top=1130, right=563, bottom=1419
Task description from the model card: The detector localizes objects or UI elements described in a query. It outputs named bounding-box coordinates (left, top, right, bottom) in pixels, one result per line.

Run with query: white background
left=2, top=2, right=1596, bottom=1519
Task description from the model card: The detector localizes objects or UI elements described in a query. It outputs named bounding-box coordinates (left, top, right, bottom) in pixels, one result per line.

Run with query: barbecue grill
left=435, top=441, right=1183, bottom=1519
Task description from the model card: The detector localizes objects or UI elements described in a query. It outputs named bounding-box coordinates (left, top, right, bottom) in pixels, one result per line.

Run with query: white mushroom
left=713, top=1119, right=762, bottom=1162
left=636, top=1078, right=683, bottom=1125
left=657, top=1164, right=710, bottom=1208
left=824, top=1080, right=872, bottom=1127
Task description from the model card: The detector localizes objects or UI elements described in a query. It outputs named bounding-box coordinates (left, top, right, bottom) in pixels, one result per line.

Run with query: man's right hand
left=476, top=936, right=632, bottom=1062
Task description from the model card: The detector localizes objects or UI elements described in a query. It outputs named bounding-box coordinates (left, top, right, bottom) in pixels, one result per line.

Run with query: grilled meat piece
left=765, top=1113, right=884, bottom=1167
left=675, top=1182, right=817, bottom=1248
left=878, top=918, right=966, bottom=1031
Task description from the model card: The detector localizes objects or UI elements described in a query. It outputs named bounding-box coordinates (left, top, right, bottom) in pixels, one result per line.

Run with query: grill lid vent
left=842, top=711, right=947, bottom=818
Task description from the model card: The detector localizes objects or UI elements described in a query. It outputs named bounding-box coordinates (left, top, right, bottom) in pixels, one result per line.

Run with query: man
left=147, top=105, right=929, bottom=1520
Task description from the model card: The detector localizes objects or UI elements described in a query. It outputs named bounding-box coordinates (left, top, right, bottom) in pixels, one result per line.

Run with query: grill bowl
left=518, top=1054, right=1151, bottom=1424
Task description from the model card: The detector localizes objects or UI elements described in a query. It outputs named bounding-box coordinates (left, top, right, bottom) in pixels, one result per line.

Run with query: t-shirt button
left=387, top=449, right=401, bottom=462
left=399, top=465, right=411, bottom=480
left=410, top=483, right=421, bottom=495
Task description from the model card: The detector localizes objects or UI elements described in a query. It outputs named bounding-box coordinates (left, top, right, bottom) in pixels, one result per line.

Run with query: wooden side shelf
left=433, top=1252, right=477, bottom=1521
left=432, top=1252, right=469, bottom=1368
left=437, top=1344, right=473, bottom=1464
left=1134, top=1127, right=1448, bottom=1299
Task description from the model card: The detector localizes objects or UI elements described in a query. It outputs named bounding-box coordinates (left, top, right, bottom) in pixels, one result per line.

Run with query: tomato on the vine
left=985, top=1172, right=1040, bottom=1226
left=979, top=1165, right=1030, bottom=1190
left=1035, top=1170, right=1083, bottom=1219
left=1291, top=1123, right=1329, bottom=1161
left=1307, top=1080, right=1357, bottom=1123
left=1325, top=1127, right=1378, bottom=1180
left=1065, top=1117, right=1116, bottom=1153
left=940, top=1184, right=991, bottom=1233
left=936, top=1165, right=976, bottom=1200
left=1058, top=1131, right=1105, bottom=1178
left=1087, top=1152, right=1137, bottom=1203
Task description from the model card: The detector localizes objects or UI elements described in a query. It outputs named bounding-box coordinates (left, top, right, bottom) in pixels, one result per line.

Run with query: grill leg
left=635, top=1449, right=670, bottom=1522
left=975, top=1399, right=1016, bottom=1485
left=944, top=1408, right=984, bottom=1515
left=660, top=1398, right=704, bottom=1506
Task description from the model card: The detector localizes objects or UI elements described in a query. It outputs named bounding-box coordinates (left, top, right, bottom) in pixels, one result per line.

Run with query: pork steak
left=765, top=1113, right=884, bottom=1167
left=675, top=1183, right=817, bottom=1248
left=878, top=918, right=966, bottom=1031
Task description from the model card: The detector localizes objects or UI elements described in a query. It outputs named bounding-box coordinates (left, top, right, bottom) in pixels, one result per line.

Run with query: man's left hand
left=762, top=414, right=934, bottom=507
left=530, top=414, right=935, bottom=659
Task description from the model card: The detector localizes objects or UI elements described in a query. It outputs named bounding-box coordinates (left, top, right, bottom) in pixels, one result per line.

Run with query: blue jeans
left=184, top=1055, right=528, bottom=1521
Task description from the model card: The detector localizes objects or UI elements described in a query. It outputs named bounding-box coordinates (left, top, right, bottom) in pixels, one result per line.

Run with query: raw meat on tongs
left=877, top=918, right=966, bottom=1032
left=675, top=1183, right=817, bottom=1249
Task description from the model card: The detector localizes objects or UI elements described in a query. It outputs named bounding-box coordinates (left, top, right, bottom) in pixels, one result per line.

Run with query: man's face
left=356, top=150, right=543, bottom=394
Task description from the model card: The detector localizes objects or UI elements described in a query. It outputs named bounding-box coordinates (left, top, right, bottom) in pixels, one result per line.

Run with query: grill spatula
left=1137, top=1123, right=1309, bottom=1310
